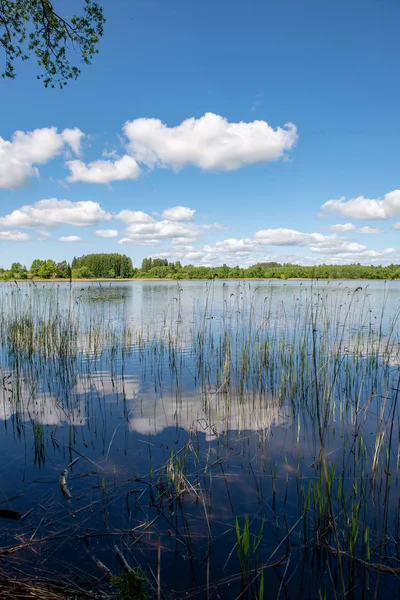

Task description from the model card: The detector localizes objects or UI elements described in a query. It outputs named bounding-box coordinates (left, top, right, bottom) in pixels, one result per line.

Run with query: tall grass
left=0, top=279, right=400, bottom=597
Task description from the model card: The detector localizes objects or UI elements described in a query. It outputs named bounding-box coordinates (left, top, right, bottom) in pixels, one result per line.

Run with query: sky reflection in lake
left=0, top=279, right=400, bottom=598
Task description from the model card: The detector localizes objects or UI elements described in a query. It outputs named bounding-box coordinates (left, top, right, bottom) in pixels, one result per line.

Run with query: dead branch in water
left=324, top=544, right=400, bottom=576
left=0, top=567, right=109, bottom=599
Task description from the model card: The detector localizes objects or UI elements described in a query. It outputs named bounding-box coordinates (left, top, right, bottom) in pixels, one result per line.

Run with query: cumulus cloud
left=95, top=229, right=119, bottom=238
left=358, top=226, right=383, bottom=234
left=328, top=223, right=356, bottom=232
left=252, top=228, right=369, bottom=254
left=115, top=207, right=205, bottom=246
left=261, top=254, right=319, bottom=267
left=37, top=230, right=51, bottom=239
left=59, top=236, right=82, bottom=242
left=116, top=210, right=156, bottom=224
left=325, top=248, right=397, bottom=265
left=184, top=251, right=206, bottom=261
left=0, top=230, right=30, bottom=241
left=170, top=245, right=196, bottom=252
left=66, top=155, right=140, bottom=184
left=120, top=220, right=201, bottom=245
left=254, top=228, right=325, bottom=247
left=308, top=239, right=367, bottom=255
left=0, top=127, right=84, bottom=189
left=161, top=206, right=195, bottom=221
left=0, top=199, right=110, bottom=229
left=161, top=223, right=398, bottom=267
left=60, top=128, right=84, bottom=156
left=204, top=238, right=256, bottom=253
left=123, top=112, right=298, bottom=171
left=202, top=228, right=395, bottom=261
left=321, top=190, right=400, bottom=220
left=212, top=223, right=230, bottom=230
left=118, top=237, right=162, bottom=247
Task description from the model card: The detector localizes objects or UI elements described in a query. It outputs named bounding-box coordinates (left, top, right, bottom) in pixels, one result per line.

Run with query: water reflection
left=0, top=363, right=293, bottom=440
left=0, top=279, right=399, bottom=599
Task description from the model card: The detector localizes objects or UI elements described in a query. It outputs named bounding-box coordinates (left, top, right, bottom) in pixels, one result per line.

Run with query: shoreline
left=0, top=276, right=398, bottom=283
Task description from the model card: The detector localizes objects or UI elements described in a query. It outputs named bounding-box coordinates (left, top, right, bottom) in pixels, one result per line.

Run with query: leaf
left=258, top=567, right=264, bottom=600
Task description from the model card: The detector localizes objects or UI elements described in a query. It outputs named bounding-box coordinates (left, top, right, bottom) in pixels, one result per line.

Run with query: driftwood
left=325, top=544, right=400, bottom=576
left=91, top=555, right=114, bottom=582
left=114, top=545, right=132, bottom=572
left=0, top=568, right=103, bottom=599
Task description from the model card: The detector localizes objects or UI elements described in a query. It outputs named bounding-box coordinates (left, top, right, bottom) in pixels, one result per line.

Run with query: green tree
left=141, top=258, right=152, bottom=272
left=72, top=265, right=93, bottom=278
left=30, top=258, right=45, bottom=276
left=38, top=259, right=57, bottom=278
left=55, top=260, right=71, bottom=278
left=10, top=262, right=23, bottom=273
left=73, top=253, right=133, bottom=278
left=0, top=0, right=105, bottom=88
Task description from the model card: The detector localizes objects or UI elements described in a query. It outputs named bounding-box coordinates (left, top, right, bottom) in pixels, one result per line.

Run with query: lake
left=0, top=279, right=399, bottom=599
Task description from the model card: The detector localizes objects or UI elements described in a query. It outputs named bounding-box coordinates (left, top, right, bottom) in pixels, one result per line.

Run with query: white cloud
left=212, top=223, right=230, bottom=230
left=169, top=244, right=196, bottom=253
left=132, top=220, right=396, bottom=266
left=184, top=251, right=206, bottom=261
left=170, top=236, right=199, bottom=245
left=321, top=190, right=400, bottom=220
left=204, top=238, right=256, bottom=253
left=261, top=254, right=319, bottom=266
left=171, top=227, right=398, bottom=267
left=118, top=237, right=162, bottom=247
left=123, top=112, right=297, bottom=171
left=60, top=128, right=84, bottom=156
left=328, top=223, right=356, bottom=232
left=115, top=208, right=204, bottom=246
left=253, top=228, right=369, bottom=255
left=37, top=230, right=51, bottom=238
left=0, top=199, right=111, bottom=229
left=202, top=228, right=391, bottom=262
left=358, top=226, right=383, bottom=234
left=95, top=229, right=119, bottom=238
left=121, top=220, right=201, bottom=245
left=393, top=222, right=400, bottom=230
left=66, top=155, right=140, bottom=184
left=161, top=206, right=195, bottom=221
left=254, top=228, right=324, bottom=247
left=59, top=236, right=82, bottom=242
left=325, top=248, right=397, bottom=265
left=116, top=210, right=156, bottom=224
left=0, top=127, right=84, bottom=189
left=0, top=230, right=30, bottom=241
left=308, top=239, right=367, bottom=255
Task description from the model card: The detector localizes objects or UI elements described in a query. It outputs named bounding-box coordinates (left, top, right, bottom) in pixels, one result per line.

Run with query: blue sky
left=1, top=0, right=400, bottom=269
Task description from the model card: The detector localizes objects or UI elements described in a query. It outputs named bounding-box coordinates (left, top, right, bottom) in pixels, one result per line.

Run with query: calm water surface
left=0, top=279, right=400, bottom=599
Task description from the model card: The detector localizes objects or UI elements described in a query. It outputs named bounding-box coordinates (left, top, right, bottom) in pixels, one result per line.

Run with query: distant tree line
left=0, top=254, right=399, bottom=281
left=0, top=260, right=72, bottom=280
left=137, top=258, right=400, bottom=280
left=71, top=254, right=134, bottom=278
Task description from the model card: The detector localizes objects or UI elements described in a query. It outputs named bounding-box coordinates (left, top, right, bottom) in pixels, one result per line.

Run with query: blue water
left=0, top=279, right=399, bottom=598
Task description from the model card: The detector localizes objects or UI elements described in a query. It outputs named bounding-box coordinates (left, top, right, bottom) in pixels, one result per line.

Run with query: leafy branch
left=0, top=0, right=105, bottom=87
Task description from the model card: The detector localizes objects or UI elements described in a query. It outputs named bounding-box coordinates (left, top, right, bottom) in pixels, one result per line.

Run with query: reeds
left=0, top=279, right=400, bottom=597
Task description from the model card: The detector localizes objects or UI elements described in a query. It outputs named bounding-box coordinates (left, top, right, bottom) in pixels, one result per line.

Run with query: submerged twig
left=59, top=468, right=71, bottom=500
left=114, top=545, right=132, bottom=572
left=325, top=544, right=400, bottom=576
